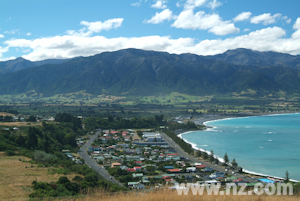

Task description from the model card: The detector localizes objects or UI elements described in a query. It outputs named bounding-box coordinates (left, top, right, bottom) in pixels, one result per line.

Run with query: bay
left=180, top=113, right=300, bottom=181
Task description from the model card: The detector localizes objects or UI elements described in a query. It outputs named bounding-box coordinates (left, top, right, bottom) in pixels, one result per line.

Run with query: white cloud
left=292, top=18, right=300, bottom=38
left=26, top=32, right=31, bottom=36
left=282, top=16, right=291, bottom=24
left=172, top=9, right=239, bottom=35
left=4, top=21, right=300, bottom=61
left=233, top=12, right=252, bottom=22
left=0, top=34, right=4, bottom=38
left=184, top=0, right=206, bottom=10
left=176, top=1, right=181, bottom=7
left=250, top=13, right=282, bottom=25
left=243, top=28, right=250, bottom=32
left=131, top=0, right=142, bottom=7
left=151, top=0, right=167, bottom=9
left=207, top=0, right=222, bottom=9
left=0, top=46, right=9, bottom=59
left=80, top=18, right=123, bottom=35
left=293, top=18, right=300, bottom=30
left=4, top=29, right=20, bottom=34
left=145, top=9, right=174, bottom=24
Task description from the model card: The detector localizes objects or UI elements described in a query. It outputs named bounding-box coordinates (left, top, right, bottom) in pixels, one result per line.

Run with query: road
left=160, top=132, right=258, bottom=183
left=79, top=131, right=123, bottom=187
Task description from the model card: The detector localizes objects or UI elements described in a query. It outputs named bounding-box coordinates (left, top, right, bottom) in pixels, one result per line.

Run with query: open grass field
left=1, top=91, right=300, bottom=118
left=0, top=122, right=43, bottom=127
left=0, top=152, right=79, bottom=200
left=61, top=189, right=299, bottom=201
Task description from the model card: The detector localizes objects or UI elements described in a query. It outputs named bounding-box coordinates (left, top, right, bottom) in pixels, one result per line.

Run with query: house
left=133, top=142, right=169, bottom=146
left=119, top=165, right=129, bottom=170
left=142, top=176, right=150, bottom=183
left=209, top=172, right=225, bottom=179
left=134, top=166, right=142, bottom=171
left=88, top=146, right=100, bottom=152
left=167, top=169, right=181, bottom=173
left=133, top=183, right=145, bottom=189
left=202, top=167, right=214, bottom=172
left=132, top=173, right=144, bottom=178
left=134, top=161, right=142, bottom=165
left=225, top=176, right=237, bottom=182
left=196, top=165, right=206, bottom=169
left=128, top=182, right=139, bottom=186
left=186, top=167, right=197, bottom=172
left=164, top=166, right=174, bottom=169
left=126, top=168, right=136, bottom=172
left=93, top=156, right=105, bottom=161
left=111, top=162, right=122, bottom=168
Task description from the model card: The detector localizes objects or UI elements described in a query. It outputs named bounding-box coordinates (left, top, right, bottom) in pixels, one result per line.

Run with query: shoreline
left=177, top=112, right=300, bottom=183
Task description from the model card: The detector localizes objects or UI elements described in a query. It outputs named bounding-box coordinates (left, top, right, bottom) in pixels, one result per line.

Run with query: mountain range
left=1, top=48, right=300, bottom=97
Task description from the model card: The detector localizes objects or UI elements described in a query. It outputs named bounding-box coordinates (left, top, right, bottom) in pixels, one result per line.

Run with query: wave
left=178, top=133, right=225, bottom=163
left=243, top=169, right=300, bottom=183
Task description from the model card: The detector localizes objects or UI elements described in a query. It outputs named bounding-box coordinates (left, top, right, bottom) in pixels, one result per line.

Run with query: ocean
left=180, top=113, right=300, bottom=181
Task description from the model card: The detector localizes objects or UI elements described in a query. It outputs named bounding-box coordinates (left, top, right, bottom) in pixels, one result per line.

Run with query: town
left=72, top=126, right=283, bottom=191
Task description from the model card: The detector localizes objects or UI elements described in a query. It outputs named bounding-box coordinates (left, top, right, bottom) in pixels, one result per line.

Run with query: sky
left=1, top=0, right=300, bottom=61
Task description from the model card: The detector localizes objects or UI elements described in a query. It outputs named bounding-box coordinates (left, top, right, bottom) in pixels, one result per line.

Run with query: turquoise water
left=180, top=113, right=300, bottom=181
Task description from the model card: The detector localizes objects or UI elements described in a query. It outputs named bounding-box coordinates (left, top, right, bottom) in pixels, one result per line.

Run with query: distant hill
left=210, top=48, right=300, bottom=69
left=0, top=57, right=70, bottom=74
left=0, top=48, right=300, bottom=97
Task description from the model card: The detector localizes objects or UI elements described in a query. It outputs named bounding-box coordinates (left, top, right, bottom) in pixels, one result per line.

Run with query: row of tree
left=83, top=115, right=165, bottom=131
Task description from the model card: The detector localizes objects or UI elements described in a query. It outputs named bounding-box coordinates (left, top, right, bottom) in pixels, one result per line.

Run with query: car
left=110, top=177, right=112, bottom=179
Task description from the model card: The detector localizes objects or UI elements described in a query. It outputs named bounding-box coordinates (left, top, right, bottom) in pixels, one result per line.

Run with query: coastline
left=177, top=112, right=300, bottom=183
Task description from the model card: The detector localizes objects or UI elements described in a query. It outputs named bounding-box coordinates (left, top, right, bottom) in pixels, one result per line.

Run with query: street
left=79, top=131, right=123, bottom=187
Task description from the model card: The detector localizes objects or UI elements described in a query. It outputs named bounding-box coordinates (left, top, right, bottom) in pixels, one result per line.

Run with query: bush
left=5, top=150, right=16, bottom=156
left=33, top=150, right=56, bottom=162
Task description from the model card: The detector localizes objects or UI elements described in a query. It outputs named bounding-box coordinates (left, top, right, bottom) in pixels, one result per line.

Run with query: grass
left=0, top=122, right=43, bottom=127
left=0, top=152, right=79, bottom=200
left=59, top=188, right=299, bottom=201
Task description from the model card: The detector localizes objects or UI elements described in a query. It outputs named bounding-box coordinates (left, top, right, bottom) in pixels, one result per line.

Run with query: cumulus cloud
left=26, top=32, right=31, bottom=36
left=151, top=0, right=167, bottom=9
left=292, top=17, right=300, bottom=38
left=131, top=0, right=142, bottom=7
left=282, top=16, right=291, bottom=24
left=0, top=46, right=9, bottom=59
left=145, top=9, right=174, bottom=24
left=0, top=34, right=4, bottom=38
left=207, top=0, right=222, bottom=9
left=233, top=12, right=252, bottom=22
left=4, top=19, right=300, bottom=61
left=293, top=18, right=300, bottom=30
left=184, top=0, right=206, bottom=10
left=172, top=9, right=239, bottom=35
left=80, top=18, right=123, bottom=35
left=250, top=13, right=282, bottom=25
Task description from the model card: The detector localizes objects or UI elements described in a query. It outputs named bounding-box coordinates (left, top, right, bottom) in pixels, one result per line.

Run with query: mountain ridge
left=0, top=48, right=300, bottom=97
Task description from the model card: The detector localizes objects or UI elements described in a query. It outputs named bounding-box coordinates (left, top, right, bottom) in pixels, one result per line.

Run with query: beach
left=178, top=112, right=300, bottom=182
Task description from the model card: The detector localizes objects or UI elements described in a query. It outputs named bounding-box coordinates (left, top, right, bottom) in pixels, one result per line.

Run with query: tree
left=209, top=150, right=214, bottom=163
left=224, top=153, right=229, bottom=164
left=203, top=151, right=208, bottom=160
left=231, top=158, right=238, bottom=169
left=196, top=150, right=202, bottom=158
left=27, top=127, right=38, bottom=149
left=285, top=171, right=289, bottom=183
left=27, top=115, right=36, bottom=122
left=44, top=133, right=50, bottom=153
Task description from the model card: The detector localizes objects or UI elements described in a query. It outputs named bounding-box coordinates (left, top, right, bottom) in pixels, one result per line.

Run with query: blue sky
left=1, top=0, right=300, bottom=61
